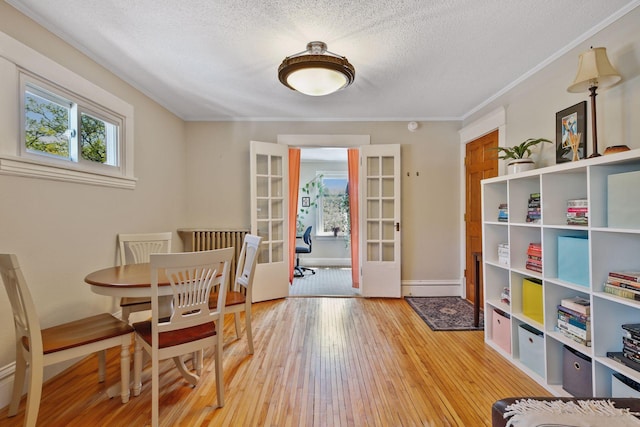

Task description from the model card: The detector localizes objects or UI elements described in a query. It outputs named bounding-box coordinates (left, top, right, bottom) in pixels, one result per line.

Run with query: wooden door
left=465, top=131, right=498, bottom=305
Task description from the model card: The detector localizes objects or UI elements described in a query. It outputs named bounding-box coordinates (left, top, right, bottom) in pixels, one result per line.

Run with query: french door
left=360, top=144, right=401, bottom=298
left=249, top=141, right=401, bottom=299
left=249, top=141, right=290, bottom=302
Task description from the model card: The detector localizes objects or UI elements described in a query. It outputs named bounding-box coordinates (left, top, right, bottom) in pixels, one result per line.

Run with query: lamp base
left=588, top=153, right=602, bottom=158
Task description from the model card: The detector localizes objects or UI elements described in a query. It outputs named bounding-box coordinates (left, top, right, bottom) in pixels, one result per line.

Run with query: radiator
left=177, top=228, right=250, bottom=284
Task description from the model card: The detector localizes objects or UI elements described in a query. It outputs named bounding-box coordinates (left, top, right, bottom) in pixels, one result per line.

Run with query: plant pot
left=507, top=159, right=535, bottom=174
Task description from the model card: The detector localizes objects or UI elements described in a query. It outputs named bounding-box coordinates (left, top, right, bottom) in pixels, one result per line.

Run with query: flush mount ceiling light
left=278, top=41, right=355, bottom=96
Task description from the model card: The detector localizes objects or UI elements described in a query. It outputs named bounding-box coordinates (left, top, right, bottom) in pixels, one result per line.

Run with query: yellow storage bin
left=522, top=278, right=543, bottom=324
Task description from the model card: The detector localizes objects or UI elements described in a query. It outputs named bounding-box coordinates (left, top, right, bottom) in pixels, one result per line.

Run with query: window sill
left=0, top=155, right=137, bottom=189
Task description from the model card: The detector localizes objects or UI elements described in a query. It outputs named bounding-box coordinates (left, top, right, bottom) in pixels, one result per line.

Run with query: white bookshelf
left=481, top=149, right=640, bottom=397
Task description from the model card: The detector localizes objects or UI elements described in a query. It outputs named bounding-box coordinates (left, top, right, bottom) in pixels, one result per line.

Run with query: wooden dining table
left=84, top=263, right=201, bottom=393
left=85, top=263, right=171, bottom=299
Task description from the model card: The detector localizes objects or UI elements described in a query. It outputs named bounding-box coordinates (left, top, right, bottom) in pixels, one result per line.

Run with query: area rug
left=405, top=297, right=484, bottom=331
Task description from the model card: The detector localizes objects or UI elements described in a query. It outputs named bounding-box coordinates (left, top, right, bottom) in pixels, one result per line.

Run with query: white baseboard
left=401, top=280, right=462, bottom=297
left=0, top=362, right=16, bottom=411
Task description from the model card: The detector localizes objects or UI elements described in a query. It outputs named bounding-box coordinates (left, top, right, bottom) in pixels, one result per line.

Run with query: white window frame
left=316, top=172, right=349, bottom=237
left=0, top=31, right=136, bottom=189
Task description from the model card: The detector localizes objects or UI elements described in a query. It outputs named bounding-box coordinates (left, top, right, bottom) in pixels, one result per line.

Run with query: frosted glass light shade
left=286, top=68, right=348, bottom=96
left=278, top=41, right=355, bottom=96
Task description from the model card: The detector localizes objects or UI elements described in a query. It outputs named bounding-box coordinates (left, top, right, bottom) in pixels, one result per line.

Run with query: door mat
left=405, top=297, right=484, bottom=331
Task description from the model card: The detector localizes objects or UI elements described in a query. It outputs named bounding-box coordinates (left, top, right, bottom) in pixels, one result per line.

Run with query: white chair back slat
left=118, top=232, right=172, bottom=265
left=151, top=249, right=233, bottom=335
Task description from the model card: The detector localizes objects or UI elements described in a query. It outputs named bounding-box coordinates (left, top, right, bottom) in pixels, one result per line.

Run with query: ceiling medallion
left=278, top=41, right=355, bottom=96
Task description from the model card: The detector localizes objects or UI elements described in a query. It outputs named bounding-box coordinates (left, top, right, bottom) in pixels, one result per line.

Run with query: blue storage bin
left=558, top=236, right=589, bottom=287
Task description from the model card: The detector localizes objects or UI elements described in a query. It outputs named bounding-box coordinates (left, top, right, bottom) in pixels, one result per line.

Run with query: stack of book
left=498, top=243, right=509, bottom=266
left=526, top=242, right=542, bottom=273
left=604, top=271, right=640, bottom=302
left=498, top=203, right=508, bottom=222
left=501, top=287, right=510, bottom=305
left=557, top=296, right=591, bottom=347
left=608, top=324, right=640, bottom=373
left=623, top=324, right=640, bottom=365
left=526, top=193, right=541, bottom=223
left=567, top=198, right=588, bottom=226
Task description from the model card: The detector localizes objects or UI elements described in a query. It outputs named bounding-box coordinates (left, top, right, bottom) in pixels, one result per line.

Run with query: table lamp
left=567, top=47, right=621, bottom=157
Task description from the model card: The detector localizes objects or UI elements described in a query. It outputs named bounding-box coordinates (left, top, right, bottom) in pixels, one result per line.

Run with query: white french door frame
left=250, top=140, right=290, bottom=302
left=359, top=144, right=402, bottom=298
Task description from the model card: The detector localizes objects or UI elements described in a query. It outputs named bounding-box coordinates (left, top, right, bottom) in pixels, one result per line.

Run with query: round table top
left=84, top=263, right=169, bottom=288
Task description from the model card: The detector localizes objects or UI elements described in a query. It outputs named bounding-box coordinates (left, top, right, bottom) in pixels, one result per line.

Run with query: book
left=610, top=271, right=640, bottom=282
left=557, top=318, right=591, bottom=340
left=623, top=336, right=640, bottom=354
left=607, top=280, right=640, bottom=292
left=604, top=283, right=640, bottom=302
left=557, top=304, right=590, bottom=322
left=560, top=296, right=590, bottom=315
left=607, top=275, right=640, bottom=287
left=557, top=311, right=589, bottom=329
left=558, top=328, right=591, bottom=347
left=622, top=324, right=640, bottom=337
left=525, top=263, right=542, bottom=273
left=607, top=351, right=640, bottom=373
left=567, top=198, right=588, bottom=207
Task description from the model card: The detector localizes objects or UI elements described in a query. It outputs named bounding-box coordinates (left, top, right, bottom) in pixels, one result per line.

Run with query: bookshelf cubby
left=481, top=149, right=640, bottom=397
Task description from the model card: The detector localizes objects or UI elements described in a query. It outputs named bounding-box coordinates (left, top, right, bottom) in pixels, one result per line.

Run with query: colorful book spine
left=610, top=271, right=640, bottom=282
left=559, top=296, right=590, bottom=315
left=604, top=283, right=640, bottom=302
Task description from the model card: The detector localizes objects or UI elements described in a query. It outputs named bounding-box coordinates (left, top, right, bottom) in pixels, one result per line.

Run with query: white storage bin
left=518, top=324, right=544, bottom=378
left=612, top=373, right=640, bottom=398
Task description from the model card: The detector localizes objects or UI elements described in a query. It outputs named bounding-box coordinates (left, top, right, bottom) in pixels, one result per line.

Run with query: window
left=22, top=75, right=121, bottom=172
left=317, top=173, right=349, bottom=236
left=0, top=31, right=135, bottom=189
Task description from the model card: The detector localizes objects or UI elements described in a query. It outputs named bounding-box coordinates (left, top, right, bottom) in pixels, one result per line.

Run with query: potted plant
left=493, top=138, right=552, bottom=174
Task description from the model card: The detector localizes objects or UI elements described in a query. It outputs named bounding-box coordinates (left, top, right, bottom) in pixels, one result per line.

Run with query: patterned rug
left=405, top=297, right=484, bottom=331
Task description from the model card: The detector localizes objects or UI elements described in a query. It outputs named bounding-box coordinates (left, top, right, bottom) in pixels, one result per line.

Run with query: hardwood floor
left=0, top=298, right=549, bottom=426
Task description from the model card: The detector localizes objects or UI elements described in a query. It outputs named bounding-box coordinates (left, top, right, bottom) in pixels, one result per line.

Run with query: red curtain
left=348, top=148, right=360, bottom=288
left=288, top=148, right=301, bottom=284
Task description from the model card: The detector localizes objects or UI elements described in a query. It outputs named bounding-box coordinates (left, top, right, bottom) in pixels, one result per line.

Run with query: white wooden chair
left=209, top=234, right=262, bottom=354
left=118, top=232, right=172, bottom=323
left=0, top=254, right=134, bottom=427
left=132, top=248, right=233, bottom=427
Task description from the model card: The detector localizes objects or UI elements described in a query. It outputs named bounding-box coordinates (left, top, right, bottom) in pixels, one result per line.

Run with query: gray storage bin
left=518, top=324, right=544, bottom=378
left=562, top=345, right=592, bottom=397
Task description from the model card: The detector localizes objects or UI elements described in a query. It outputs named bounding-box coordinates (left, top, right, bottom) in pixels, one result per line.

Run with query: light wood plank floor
left=0, top=298, right=549, bottom=426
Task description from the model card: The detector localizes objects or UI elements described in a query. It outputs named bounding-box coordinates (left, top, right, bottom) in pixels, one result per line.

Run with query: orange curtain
left=348, top=148, right=360, bottom=288
left=288, top=148, right=301, bottom=284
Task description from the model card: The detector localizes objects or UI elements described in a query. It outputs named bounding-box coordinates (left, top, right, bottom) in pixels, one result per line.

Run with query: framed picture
left=301, top=196, right=310, bottom=207
left=556, top=101, right=587, bottom=163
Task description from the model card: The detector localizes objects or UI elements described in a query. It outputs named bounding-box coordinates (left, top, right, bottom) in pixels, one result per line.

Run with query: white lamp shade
left=568, top=47, right=621, bottom=93
left=286, top=67, right=349, bottom=96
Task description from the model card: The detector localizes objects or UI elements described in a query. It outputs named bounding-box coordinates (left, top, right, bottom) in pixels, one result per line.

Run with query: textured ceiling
left=6, top=0, right=637, bottom=121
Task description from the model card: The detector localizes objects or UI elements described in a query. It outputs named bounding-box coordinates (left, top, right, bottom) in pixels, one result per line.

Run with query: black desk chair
left=295, top=226, right=315, bottom=277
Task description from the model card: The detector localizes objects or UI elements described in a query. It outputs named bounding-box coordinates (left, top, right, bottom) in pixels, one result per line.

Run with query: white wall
left=465, top=5, right=640, bottom=160
left=184, top=121, right=463, bottom=285
left=0, top=2, right=189, bottom=395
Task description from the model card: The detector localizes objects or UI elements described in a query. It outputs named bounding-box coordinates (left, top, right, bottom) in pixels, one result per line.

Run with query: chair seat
left=132, top=319, right=216, bottom=349
left=209, top=290, right=246, bottom=309
left=295, top=247, right=311, bottom=254
left=21, top=313, right=133, bottom=354
left=120, top=296, right=151, bottom=307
